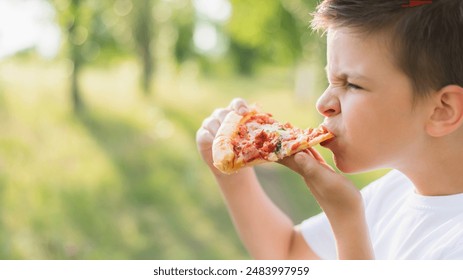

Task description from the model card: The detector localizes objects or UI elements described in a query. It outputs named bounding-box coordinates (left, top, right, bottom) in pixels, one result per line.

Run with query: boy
left=196, top=0, right=463, bottom=259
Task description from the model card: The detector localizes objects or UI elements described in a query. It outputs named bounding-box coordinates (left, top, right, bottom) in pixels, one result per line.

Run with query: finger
left=294, top=152, right=319, bottom=177
left=196, top=127, right=214, bottom=148
left=279, top=150, right=318, bottom=174
left=228, top=98, right=249, bottom=115
left=201, top=117, right=221, bottom=135
left=293, top=152, right=335, bottom=187
left=306, top=148, right=321, bottom=161
left=212, top=108, right=231, bottom=122
left=279, top=155, right=303, bottom=174
left=307, top=147, right=335, bottom=171
left=280, top=148, right=331, bottom=172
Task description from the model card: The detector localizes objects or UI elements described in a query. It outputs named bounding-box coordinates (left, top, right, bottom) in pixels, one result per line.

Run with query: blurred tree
left=47, top=0, right=321, bottom=105
left=172, top=1, right=195, bottom=65
left=49, top=0, right=135, bottom=111
left=55, top=0, right=87, bottom=112
left=132, top=0, right=155, bottom=95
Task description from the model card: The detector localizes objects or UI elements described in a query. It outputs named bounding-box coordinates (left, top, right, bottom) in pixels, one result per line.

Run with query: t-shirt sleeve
left=298, top=212, right=337, bottom=260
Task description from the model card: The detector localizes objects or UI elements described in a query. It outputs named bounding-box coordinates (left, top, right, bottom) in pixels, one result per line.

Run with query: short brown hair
left=312, top=0, right=463, bottom=98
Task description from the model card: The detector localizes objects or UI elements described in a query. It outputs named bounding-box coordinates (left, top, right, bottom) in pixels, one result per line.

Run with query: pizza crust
left=212, top=111, right=242, bottom=174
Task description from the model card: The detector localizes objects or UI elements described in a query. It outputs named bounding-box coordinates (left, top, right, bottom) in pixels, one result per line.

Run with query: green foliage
left=224, top=0, right=321, bottom=74
left=227, top=0, right=281, bottom=48
left=51, top=0, right=135, bottom=64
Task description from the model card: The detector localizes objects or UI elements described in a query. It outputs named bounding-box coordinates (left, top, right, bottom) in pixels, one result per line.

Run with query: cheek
left=341, top=118, right=383, bottom=171
left=342, top=98, right=384, bottom=145
left=343, top=93, right=409, bottom=146
left=337, top=99, right=404, bottom=171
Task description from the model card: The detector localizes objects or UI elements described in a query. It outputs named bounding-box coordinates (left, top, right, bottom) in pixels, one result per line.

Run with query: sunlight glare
left=0, top=0, right=60, bottom=59
left=193, top=0, right=231, bottom=22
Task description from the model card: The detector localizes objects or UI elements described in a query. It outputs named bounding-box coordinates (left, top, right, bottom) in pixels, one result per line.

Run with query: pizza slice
left=212, top=107, right=334, bottom=174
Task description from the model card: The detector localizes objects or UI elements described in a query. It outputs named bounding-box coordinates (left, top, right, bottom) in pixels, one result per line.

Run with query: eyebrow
left=324, top=65, right=371, bottom=82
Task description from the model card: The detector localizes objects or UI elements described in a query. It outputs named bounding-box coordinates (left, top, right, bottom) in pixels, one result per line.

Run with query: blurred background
left=0, top=0, right=387, bottom=259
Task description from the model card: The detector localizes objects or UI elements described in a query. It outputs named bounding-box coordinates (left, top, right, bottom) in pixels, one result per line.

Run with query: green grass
left=0, top=58, right=386, bottom=259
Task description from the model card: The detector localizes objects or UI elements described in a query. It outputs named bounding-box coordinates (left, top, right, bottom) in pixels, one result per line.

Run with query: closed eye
left=347, top=83, right=363, bottom=90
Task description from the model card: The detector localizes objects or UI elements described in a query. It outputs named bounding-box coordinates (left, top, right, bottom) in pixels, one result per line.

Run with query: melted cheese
left=243, top=120, right=304, bottom=159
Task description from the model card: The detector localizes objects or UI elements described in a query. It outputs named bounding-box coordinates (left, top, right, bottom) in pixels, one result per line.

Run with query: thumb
left=292, top=152, right=333, bottom=202
left=279, top=149, right=335, bottom=183
left=291, top=152, right=363, bottom=221
left=293, top=150, right=337, bottom=187
left=294, top=152, right=322, bottom=178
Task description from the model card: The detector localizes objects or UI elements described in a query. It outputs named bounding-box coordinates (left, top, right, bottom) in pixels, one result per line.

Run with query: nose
left=316, top=88, right=341, bottom=118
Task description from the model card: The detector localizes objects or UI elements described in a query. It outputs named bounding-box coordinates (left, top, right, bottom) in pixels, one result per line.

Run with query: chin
left=334, top=162, right=358, bottom=174
left=332, top=156, right=373, bottom=174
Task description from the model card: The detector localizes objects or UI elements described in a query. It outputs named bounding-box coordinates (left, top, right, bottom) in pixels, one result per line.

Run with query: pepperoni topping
left=254, top=130, right=268, bottom=149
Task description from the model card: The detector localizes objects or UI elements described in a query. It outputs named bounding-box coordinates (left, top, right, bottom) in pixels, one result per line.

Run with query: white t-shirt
left=299, top=170, right=463, bottom=259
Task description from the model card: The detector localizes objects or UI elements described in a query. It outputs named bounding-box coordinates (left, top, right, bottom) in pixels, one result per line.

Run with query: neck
left=398, top=137, right=463, bottom=196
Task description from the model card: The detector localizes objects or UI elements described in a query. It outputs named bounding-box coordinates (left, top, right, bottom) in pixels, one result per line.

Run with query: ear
left=426, top=85, right=463, bottom=137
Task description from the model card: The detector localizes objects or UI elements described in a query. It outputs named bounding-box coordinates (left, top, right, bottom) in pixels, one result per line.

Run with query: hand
left=280, top=148, right=363, bottom=222
left=280, top=149, right=374, bottom=259
left=196, top=98, right=250, bottom=175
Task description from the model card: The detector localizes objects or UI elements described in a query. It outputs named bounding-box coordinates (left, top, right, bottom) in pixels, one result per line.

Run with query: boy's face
left=319, top=28, right=429, bottom=173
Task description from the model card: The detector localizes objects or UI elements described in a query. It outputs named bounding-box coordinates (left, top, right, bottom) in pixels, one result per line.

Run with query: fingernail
left=238, top=107, right=247, bottom=114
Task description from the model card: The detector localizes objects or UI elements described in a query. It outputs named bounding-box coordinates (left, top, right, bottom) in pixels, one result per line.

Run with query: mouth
left=320, top=137, right=335, bottom=147
left=320, top=125, right=336, bottom=147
